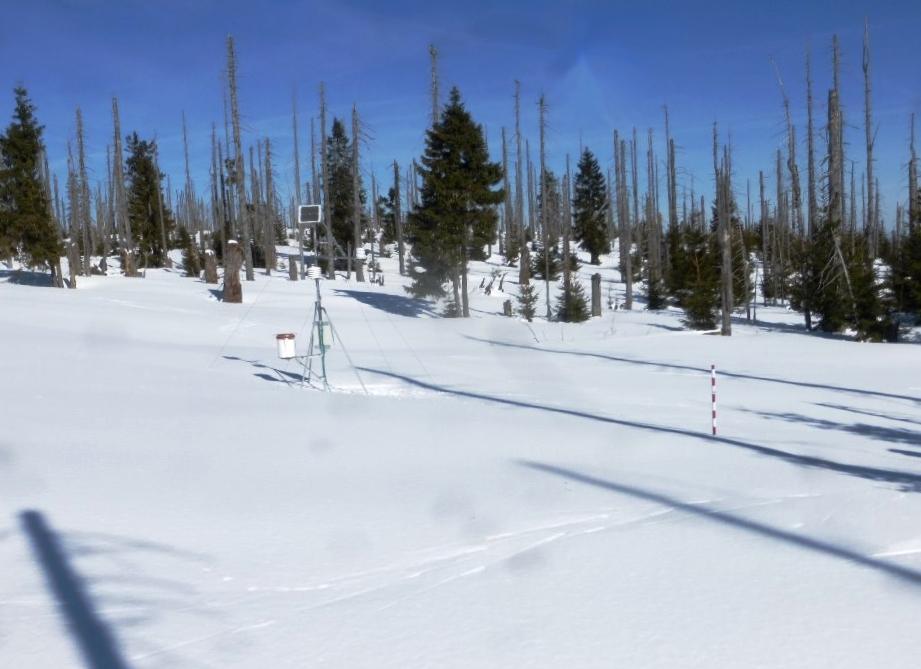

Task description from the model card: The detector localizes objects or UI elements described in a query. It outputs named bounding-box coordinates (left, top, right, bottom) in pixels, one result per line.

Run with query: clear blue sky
left=2, top=0, right=919, bottom=225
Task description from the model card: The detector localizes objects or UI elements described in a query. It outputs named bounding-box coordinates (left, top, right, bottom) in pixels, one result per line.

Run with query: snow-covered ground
left=2, top=249, right=920, bottom=668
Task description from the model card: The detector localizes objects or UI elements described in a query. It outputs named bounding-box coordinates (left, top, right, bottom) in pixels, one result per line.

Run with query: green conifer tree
left=326, top=119, right=364, bottom=252
left=407, top=87, right=503, bottom=316
left=125, top=133, right=173, bottom=267
left=555, top=279, right=590, bottom=322
left=516, top=281, right=539, bottom=321
left=572, top=148, right=608, bottom=264
left=0, top=87, right=62, bottom=282
left=681, top=226, right=720, bottom=329
left=178, top=226, right=201, bottom=277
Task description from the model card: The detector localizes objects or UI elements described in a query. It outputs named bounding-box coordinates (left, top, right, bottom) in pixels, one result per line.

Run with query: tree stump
left=503, top=299, right=513, bottom=317
left=288, top=257, right=298, bottom=281
left=591, top=273, right=602, bottom=317
left=222, top=242, right=243, bottom=303
left=203, top=250, right=219, bottom=284
left=122, top=251, right=138, bottom=277
left=66, top=240, right=78, bottom=289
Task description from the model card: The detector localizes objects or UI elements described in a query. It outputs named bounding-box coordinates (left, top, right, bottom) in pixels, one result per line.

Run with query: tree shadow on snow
left=0, top=268, right=57, bottom=287
left=745, top=409, right=921, bottom=447
left=335, top=289, right=436, bottom=318
left=816, top=403, right=921, bottom=427
left=19, top=510, right=132, bottom=669
left=357, top=367, right=921, bottom=492
left=518, top=461, right=921, bottom=588
left=463, top=336, right=921, bottom=405
left=18, top=510, right=218, bottom=669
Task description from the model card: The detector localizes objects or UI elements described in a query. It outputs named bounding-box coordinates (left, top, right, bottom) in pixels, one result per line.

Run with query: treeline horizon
left=1, top=24, right=919, bottom=341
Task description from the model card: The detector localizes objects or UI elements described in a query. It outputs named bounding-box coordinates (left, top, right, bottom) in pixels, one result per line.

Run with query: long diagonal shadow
left=519, top=460, right=921, bottom=587
left=357, top=367, right=921, bottom=492
left=19, top=510, right=130, bottom=669
left=464, top=336, right=921, bottom=405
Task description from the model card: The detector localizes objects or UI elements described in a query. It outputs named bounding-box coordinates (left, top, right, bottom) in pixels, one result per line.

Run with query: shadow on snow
left=357, top=367, right=921, bottom=493
left=518, top=461, right=921, bottom=588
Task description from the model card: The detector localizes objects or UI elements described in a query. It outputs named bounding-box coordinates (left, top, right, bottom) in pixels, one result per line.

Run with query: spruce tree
left=516, top=281, right=538, bottom=321
left=572, top=148, right=608, bottom=264
left=125, top=133, right=173, bottom=267
left=0, top=87, right=62, bottom=281
left=179, top=226, right=201, bottom=277
left=555, top=279, right=590, bottom=322
left=326, top=118, right=364, bottom=253
left=892, top=215, right=921, bottom=320
left=407, top=87, right=502, bottom=316
left=681, top=226, right=720, bottom=329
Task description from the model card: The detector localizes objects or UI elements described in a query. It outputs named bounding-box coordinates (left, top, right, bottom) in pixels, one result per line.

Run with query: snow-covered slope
left=2, top=251, right=920, bottom=668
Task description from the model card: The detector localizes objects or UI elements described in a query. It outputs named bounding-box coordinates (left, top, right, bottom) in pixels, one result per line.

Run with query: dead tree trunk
left=393, top=160, right=404, bottom=275
left=515, top=80, right=529, bottom=286
left=429, top=44, right=439, bottom=126
left=223, top=241, right=243, bottom=302
left=910, top=114, right=918, bottom=228
left=501, top=127, right=512, bottom=259
left=292, top=94, right=305, bottom=276
left=863, top=20, right=876, bottom=256
left=806, top=50, right=817, bottom=237
left=264, top=138, right=277, bottom=274
left=226, top=36, right=254, bottom=280
left=319, top=83, right=334, bottom=279
left=351, top=104, right=364, bottom=282
left=75, top=108, right=92, bottom=277
left=539, top=94, right=551, bottom=320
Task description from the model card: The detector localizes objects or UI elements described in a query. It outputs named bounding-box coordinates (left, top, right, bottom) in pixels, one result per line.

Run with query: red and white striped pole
left=711, top=364, right=717, bottom=436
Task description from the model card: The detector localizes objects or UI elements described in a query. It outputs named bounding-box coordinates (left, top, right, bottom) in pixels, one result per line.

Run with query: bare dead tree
left=714, top=124, right=733, bottom=335
left=319, top=82, right=334, bottom=279
left=226, top=36, right=254, bottom=280
left=153, top=144, right=171, bottom=268
left=264, top=138, right=277, bottom=274
left=806, top=48, right=817, bottom=236
left=515, top=80, right=529, bottom=286
left=351, top=104, right=365, bottom=282
left=664, top=106, right=678, bottom=235
left=759, top=170, right=768, bottom=306
left=393, top=159, right=404, bottom=275
left=501, top=127, right=511, bottom=258
left=863, top=19, right=877, bottom=256
left=429, top=44, right=440, bottom=126
left=75, top=108, right=92, bottom=276
left=910, top=114, right=918, bottom=228
left=292, top=93, right=305, bottom=276
left=538, top=94, right=551, bottom=319
left=111, top=101, right=135, bottom=275
left=614, top=130, right=633, bottom=308
left=772, top=58, right=804, bottom=236
left=181, top=111, right=201, bottom=253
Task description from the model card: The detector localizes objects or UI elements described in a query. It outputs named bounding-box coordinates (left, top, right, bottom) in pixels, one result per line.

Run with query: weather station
left=275, top=204, right=366, bottom=393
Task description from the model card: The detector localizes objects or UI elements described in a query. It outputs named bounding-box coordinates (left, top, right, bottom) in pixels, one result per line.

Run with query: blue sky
left=2, top=0, right=919, bottom=225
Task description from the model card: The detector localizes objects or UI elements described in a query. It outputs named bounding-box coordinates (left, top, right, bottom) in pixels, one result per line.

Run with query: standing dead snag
left=393, top=160, right=404, bottom=275
left=319, top=83, right=334, bottom=279
left=863, top=19, right=877, bottom=255
left=713, top=124, right=733, bottom=336
left=351, top=104, right=364, bottom=282
left=226, top=35, right=254, bottom=281
left=292, top=93, right=305, bottom=276
left=263, top=138, right=277, bottom=274
left=75, top=108, right=92, bottom=277
left=222, top=241, right=243, bottom=302
left=515, top=80, right=529, bottom=287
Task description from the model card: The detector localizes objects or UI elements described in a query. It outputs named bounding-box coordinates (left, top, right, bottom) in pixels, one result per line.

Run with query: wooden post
left=591, top=273, right=601, bottom=317
left=204, top=250, right=218, bottom=283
